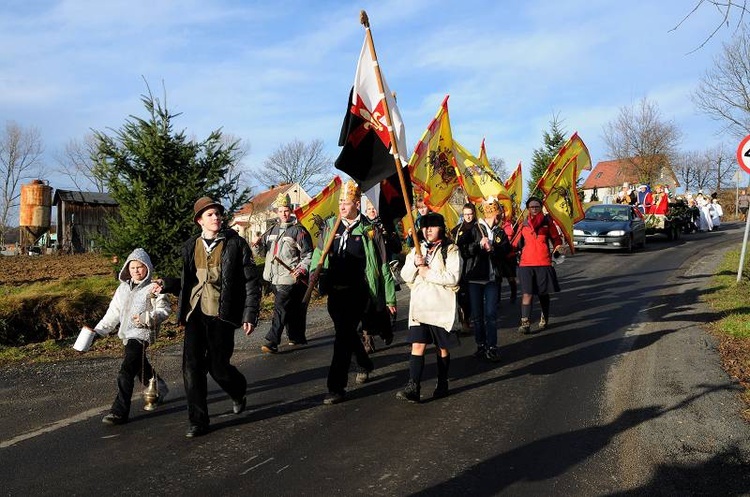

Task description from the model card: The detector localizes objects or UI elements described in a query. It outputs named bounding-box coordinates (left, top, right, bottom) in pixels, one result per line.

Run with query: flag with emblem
left=408, top=96, right=459, bottom=209
left=335, top=36, right=408, bottom=193
left=504, top=161, right=523, bottom=219
left=453, top=140, right=512, bottom=217
left=294, top=176, right=342, bottom=246
left=537, top=133, right=591, bottom=252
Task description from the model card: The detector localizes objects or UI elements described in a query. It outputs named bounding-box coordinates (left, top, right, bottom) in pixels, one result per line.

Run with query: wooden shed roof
left=53, top=190, right=118, bottom=206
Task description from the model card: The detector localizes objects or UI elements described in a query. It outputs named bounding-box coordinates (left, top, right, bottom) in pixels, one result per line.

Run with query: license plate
left=585, top=237, right=605, bottom=243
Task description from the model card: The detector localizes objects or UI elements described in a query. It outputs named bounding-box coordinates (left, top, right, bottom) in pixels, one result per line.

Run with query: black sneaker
left=323, top=391, right=346, bottom=405
left=396, top=380, right=421, bottom=403
left=102, top=413, right=127, bottom=425
left=185, top=425, right=209, bottom=438
left=485, top=346, right=501, bottom=362
left=288, top=339, right=308, bottom=346
left=261, top=342, right=278, bottom=354
left=473, top=345, right=487, bottom=358
left=233, top=396, right=247, bottom=414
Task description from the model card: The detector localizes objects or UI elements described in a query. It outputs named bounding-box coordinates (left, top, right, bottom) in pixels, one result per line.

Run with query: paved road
left=1, top=224, right=749, bottom=496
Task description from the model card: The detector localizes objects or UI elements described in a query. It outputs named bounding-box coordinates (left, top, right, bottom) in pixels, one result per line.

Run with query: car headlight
left=573, top=229, right=584, bottom=235
left=608, top=230, right=625, bottom=236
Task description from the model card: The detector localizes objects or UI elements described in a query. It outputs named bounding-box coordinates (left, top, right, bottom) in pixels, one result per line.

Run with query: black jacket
left=176, top=229, right=261, bottom=327
left=451, top=221, right=483, bottom=279
left=461, top=220, right=510, bottom=282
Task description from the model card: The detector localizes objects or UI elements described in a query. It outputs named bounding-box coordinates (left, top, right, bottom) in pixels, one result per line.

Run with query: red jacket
left=513, top=213, right=563, bottom=267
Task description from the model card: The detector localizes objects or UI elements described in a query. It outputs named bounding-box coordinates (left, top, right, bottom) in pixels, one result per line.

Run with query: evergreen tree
left=92, top=88, right=250, bottom=276
left=527, top=115, right=567, bottom=199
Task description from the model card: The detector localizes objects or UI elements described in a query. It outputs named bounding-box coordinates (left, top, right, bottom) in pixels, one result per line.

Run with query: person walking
left=177, top=196, right=261, bottom=438
left=513, top=197, right=563, bottom=335
left=93, top=248, right=171, bottom=426
left=252, top=193, right=313, bottom=353
left=396, top=212, right=462, bottom=403
left=451, top=203, right=481, bottom=333
left=465, top=197, right=510, bottom=362
left=310, top=181, right=397, bottom=405
left=739, top=189, right=749, bottom=222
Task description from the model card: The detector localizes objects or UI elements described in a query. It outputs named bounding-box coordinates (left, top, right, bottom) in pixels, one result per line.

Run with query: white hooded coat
left=94, top=248, right=171, bottom=344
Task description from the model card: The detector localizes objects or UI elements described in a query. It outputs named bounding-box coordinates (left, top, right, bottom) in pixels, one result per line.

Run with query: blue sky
left=0, top=0, right=741, bottom=194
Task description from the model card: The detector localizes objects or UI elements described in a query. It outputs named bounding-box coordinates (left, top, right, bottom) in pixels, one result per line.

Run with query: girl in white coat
left=397, top=213, right=462, bottom=403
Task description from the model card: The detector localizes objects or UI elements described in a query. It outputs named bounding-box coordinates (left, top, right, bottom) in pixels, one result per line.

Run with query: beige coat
left=401, top=242, right=462, bottom=332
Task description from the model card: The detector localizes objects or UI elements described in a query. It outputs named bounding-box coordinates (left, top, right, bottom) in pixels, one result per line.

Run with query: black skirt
left=406, top=323, right=461, bottom=350
left=518, top=265, right=560, bottom=295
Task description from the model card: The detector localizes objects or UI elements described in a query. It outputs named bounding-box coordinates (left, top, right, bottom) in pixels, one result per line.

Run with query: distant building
left=581, top=158, right=679, bottom=204
left=231, top=183, right=311, bottom=242
left=53, top=190, right=119, bottom=253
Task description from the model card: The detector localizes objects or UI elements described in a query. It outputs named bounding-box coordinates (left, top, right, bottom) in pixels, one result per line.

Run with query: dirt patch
left=0, top=253, right=115, bottom=286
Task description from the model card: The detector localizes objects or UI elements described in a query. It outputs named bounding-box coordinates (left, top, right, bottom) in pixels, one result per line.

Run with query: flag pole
left=360, top=10, right=421, bottom=256
left=303, top=215, right=342, bottom=304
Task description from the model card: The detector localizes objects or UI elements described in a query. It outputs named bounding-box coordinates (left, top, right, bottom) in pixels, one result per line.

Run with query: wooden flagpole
left=360, top=10, right=422, bottom=256
left=302, top=215, right=342, bottom=304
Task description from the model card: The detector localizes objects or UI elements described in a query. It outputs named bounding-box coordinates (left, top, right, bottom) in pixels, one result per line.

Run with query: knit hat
left=193, top=196, right=224, bottom=222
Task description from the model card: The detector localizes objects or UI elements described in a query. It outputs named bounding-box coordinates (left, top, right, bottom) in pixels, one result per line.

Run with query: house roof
left=235, top=183, right=299, bottom=216
left=52, top=189, right=118, bottom=206
left=581, top=158, right=679, bottom=190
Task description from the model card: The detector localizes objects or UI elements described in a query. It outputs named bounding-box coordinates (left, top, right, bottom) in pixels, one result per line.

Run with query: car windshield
left=584, top=207, right=628, bottom=222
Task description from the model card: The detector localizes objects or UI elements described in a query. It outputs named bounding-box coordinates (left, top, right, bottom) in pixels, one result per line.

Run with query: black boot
left=396, top=379, right=421, bottom=403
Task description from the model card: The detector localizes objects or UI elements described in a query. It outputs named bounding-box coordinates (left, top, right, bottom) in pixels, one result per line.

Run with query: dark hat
left=420, top=212, right=445, bottom=229
left=193, top=196, right=224, bottom=222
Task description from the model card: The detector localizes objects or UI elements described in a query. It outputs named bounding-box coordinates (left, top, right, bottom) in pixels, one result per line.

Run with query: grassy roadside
left=702, top=248, right=750, bottom=421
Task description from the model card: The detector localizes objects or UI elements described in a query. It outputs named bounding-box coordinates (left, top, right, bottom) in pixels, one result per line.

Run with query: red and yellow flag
left=537, top=133, right=591, bottom=252
left=408, top=96, right=459, bottom=210
left=452, top=140, right=512, bottom=217
left=294, top=176, right=342, bottom=245
left=504, top=161, right=523, bottom=220
left=478, top=138, right=490, bottom=169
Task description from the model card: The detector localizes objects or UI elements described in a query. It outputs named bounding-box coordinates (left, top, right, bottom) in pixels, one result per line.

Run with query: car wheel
left=640, top=233, right=647, bottom=249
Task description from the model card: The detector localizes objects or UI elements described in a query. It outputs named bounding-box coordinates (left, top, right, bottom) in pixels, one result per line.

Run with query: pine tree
left=527, top=115, right=567, bottom=200
left=92, top=88, right=250, bottom=276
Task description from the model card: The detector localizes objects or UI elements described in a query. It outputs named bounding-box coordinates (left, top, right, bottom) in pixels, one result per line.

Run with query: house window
left=595, top=172, right=603, bottom=179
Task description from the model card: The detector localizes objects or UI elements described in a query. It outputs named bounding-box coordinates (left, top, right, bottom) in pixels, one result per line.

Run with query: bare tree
left=221, top=133, right=253, bottom=207
left=54, top=134, right=107, bottom=192
left=488, top=157, right=509, bottom=182
left=252, top=138, right=332, bottom=191
left=674, top=145, right=736, bottom=193
left=693, top=26, right=750, bottom=139
left=673, top=1, right=749, bottom=52
left=0, top=121, right=44, bottom=246
left=602, top=97, right=682, bottom=185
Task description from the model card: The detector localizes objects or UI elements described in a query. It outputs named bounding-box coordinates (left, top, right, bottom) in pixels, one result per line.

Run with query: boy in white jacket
left=93, top=248, right=171, bottom=425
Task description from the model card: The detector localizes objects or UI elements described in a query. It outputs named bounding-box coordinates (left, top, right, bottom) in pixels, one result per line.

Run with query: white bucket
left=73, top=326, right=96, bottom=352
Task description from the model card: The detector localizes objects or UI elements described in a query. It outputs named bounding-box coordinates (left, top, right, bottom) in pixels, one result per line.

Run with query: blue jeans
left=469, top=281, right=499, bottom=348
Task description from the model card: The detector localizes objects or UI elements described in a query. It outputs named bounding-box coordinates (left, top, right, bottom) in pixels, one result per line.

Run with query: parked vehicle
left=573, top=204, right=646, bottom=252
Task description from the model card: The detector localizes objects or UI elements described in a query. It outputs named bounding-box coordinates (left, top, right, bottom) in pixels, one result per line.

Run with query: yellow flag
left=453, top=140, right=512, bottom=217
left=478, top=138, right=490, bottom=169
left=408, top=96, right=459, bottom=209
left=537, top=133, right=591, bottom=252
left=293, top=176, right=342, bottom=246
left=504, top=161, right=523, bottom=220
left=533, top=132, right=591, bottom=196
left=435, top=202, right=460, bottom=232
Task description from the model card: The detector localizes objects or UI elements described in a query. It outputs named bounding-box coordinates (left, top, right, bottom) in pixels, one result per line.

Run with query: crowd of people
left=82, top=183, right=581, bottom=437
left=614, top=182, right=730, bottom=232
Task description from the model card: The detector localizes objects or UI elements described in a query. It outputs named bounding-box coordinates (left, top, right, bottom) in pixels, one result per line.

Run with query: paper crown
left=274, top=193, right=291, bottom=208
left=339, top=180, right=361, bottom=202
left=482, top=196, right=500, bottom=215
